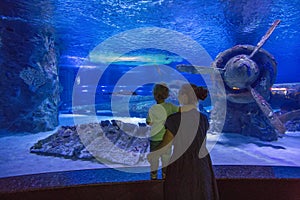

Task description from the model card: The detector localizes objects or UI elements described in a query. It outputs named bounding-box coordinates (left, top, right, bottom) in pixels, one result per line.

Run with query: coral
left=19, top=67, right=47, bottom=91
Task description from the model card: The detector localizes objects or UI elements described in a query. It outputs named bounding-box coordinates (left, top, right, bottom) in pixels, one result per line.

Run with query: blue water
left=1, top=1, right=300, bottom=186
left=3, top=0, right=300, bottom=111
left=2, top=0, right=300, bottom=82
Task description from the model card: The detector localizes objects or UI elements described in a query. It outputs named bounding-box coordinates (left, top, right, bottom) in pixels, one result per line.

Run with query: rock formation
left=0, top=15, right=60, bottom=133
left=30, top=120, right=150, bottom=166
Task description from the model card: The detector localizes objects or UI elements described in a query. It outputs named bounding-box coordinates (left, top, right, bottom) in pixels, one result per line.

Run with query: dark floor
left=1, top=165, right=300, bottom=193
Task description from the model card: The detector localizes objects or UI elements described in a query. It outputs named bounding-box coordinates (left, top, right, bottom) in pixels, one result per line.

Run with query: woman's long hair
left=179, top=84, right=208, bottom=104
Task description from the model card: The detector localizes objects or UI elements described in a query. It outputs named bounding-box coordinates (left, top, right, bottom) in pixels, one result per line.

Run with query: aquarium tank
left=0, top=0, right=300, bottom=185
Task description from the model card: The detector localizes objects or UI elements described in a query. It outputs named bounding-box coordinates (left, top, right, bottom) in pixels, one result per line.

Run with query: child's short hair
left=153, top=83, right=169, bottom=101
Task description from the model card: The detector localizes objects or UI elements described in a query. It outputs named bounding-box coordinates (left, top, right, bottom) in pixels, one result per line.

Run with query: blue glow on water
left=38, top=0, right=298, bottom=112
left=3, top=1, right=298, bottom=104
left=1, top=1, right=299, bottom=82
left=2, top=1, right=295, bottom=82
left=55, top=0, right=299, bottom=82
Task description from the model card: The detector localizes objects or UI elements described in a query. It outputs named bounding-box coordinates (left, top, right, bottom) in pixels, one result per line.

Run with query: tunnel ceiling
left=0, top=0, right=300, bottom=83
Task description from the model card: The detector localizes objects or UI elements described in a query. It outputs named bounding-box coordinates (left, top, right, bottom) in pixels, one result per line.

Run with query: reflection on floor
left=1, top=165, right=300, bottom=193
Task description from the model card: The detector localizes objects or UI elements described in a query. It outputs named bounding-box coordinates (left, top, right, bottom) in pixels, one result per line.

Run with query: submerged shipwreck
left=179, top=19, right=300, bottom=141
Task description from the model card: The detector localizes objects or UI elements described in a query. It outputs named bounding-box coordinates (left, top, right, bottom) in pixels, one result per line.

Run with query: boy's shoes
left=151, top=171, right=157, bottom=180
left=162, top=172, right=166, bottom=180
left=150, top=173, right=166, bottom=180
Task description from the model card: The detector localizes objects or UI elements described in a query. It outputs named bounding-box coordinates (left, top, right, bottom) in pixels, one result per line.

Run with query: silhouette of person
left=146, top=83, right=179, bottom=180
left=163, top=83, right=219, bottom=200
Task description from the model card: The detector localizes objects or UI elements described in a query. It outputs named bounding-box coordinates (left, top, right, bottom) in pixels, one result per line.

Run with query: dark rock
left=30, top=120, right=150, bottom=166
left=138, top=122, right=147, bottom=127
left=0, top=11, right=60, bottom=133
left=285, top=120, right=300, bottom=132
left=100, top=120, right=111, bottom=127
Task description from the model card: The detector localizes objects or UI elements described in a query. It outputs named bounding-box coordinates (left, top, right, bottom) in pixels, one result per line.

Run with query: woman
left=164, top=83, right=219, bottom=200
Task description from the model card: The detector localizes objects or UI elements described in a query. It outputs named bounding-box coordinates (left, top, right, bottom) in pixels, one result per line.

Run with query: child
left=146, top=83, right=179, bottom=180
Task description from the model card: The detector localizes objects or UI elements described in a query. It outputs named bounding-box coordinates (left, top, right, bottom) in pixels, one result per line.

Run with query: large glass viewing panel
left=0, top=0, right=299, bottom=182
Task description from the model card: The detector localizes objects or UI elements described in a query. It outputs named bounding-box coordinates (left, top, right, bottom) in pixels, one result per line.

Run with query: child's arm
left=147, top=129, right=173, bottom=161
left=146, top=111, right=152, bottom=125
left=146, top=121, right=153, bottom=126
left=152, top=129, right=174, bottom=151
